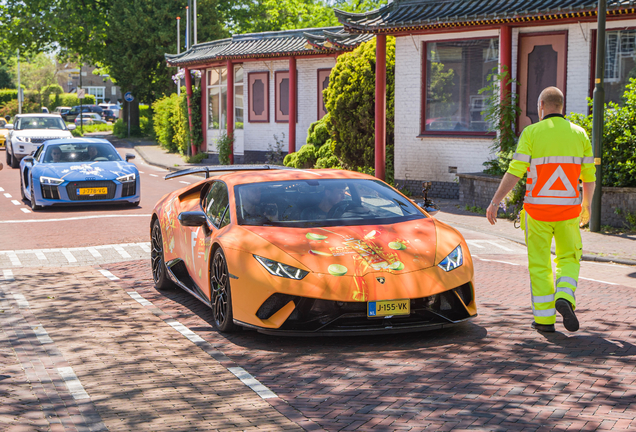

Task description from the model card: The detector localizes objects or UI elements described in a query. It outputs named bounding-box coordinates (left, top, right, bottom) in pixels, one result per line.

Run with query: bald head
left=538, top=87, right=564, bottom=119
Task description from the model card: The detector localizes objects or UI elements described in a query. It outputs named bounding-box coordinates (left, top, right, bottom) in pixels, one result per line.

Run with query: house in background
left=56, top=63, right=122, bottom=104
left=336, top=0, right=636, bottom=198
left=166, top=27, right=372, bottom=163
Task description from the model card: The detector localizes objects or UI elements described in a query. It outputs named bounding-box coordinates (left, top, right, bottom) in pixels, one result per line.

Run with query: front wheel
left=151, top=219, right=176, bottom=290
left=210, top=248, right=239, bottom=332
left=30, top=187, right=42, bottom=211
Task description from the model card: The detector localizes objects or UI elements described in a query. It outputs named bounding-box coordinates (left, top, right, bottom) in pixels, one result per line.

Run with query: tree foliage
left=323, top=36, right=395, bottom=180
left=568, top=78, right=636, bottom=187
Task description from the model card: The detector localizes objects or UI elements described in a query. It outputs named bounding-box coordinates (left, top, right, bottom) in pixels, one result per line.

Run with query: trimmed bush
left=0, top=89, right=18, bottom=105
left=323, top=36, right=396, bottom=182
left=152, top=86, right=202, bottom=155
left=48, top=93, right=96, bottom=111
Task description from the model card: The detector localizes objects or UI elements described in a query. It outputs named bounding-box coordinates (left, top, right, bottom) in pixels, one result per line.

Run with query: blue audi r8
left=19, top=138, right=140, bottom=211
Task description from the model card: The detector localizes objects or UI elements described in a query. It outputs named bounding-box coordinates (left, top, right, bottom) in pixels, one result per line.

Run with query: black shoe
left=556, top=299, right=579, bottom=332
left=531, top=321, right=555, bottom=332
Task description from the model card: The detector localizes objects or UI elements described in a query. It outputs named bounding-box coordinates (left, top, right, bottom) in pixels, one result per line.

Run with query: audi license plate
left=78, top=187, right=107, bottom=195
left=367, top=299, right=410, bottom=317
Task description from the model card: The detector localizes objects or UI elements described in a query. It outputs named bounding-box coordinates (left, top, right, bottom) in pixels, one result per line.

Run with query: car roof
left=42, top=138, right=113, bottom=146
left=209, top=168, right=376, bottom=187
left=15, top=113, right=66, bottom=119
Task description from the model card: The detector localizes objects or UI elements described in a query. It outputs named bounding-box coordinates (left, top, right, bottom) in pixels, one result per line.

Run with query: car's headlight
left=16, top=136, right=31, bottom=143
left=116, top=173, right=136, bottom=182
left=40, top=176, right=64, bottom=185
left=254, top=255, right=309, bottom=280
left=437, top=245, right=463, bottom=272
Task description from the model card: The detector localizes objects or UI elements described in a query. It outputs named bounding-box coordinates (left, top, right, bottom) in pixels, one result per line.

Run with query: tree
left=323, top=36, right=396, bottom=180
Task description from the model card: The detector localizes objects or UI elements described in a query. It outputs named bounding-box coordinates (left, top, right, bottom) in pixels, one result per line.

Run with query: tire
left=30, top=187, right=41, bottom=211
left=9, top=148, right=19, bottom=168
left=151, top=219, right=176, bottom=290
left=210, top=248, right=239, bottom=332
left=6, top=146, right=13, bottom=168
left=19, top=172, right=25, bottom=200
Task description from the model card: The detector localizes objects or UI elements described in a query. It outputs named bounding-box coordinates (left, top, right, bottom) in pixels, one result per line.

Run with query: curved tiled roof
left=166, top=27, right=374, bottom=67
left=335, top=0, right=636, bottom=33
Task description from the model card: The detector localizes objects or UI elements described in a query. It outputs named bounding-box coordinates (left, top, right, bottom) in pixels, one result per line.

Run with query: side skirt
left=165, top=258, right=211, bottom=308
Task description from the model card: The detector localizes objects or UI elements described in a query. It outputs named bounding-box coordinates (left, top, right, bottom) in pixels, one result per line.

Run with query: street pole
left=177, top=16, right=181, bottom=97
left=79, top=62, right=83, bottom=134
left=193, top=0, right=197, bottom=45
left=186, top=6, right=190, bottom=51
left=590, top=0, right=606, bottom=232
left=17, top=49, right=21, bottom=114
left=128, top=100, right=131, bottom=138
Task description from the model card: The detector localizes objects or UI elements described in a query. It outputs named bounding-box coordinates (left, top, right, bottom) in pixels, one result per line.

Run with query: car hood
left=241, top=218, right=438, bottom=275
left=37, top=161, right=136, bottom=181
left=12, top=130, right=72, bottom=137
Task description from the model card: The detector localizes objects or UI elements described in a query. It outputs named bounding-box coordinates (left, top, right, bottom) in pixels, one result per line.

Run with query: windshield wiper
left=393, top=198, right=415, bottom=215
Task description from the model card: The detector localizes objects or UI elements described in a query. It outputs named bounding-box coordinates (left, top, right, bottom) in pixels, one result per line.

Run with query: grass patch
left=464, top=205, right=487, bottom=215
left=183, top=152, right=208, bottom=163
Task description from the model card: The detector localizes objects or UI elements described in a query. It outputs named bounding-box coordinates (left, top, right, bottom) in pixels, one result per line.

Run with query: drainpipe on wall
left=375, top=34, right=387, bottom=181
left=590, top=0, right=606, bottom=232
left=185, top=67, right=196, bottom=156
left=289, top=56, right=297, bottom=155
left=226, top=59, right=234, bottom=164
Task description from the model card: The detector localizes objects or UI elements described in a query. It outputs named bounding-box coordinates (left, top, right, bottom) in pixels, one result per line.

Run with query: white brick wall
left=241, top=57, right=337, bottom=153
left=394, top=30, right=498, bottom=183
left=395, top=20, right=636, bottom=183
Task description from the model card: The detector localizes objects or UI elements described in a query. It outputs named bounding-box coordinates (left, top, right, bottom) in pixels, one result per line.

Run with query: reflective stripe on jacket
left=508, top=115, right=596, bottom=222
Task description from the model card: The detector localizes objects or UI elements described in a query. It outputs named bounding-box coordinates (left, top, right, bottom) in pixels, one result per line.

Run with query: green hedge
left=48, top=93, right=96, bottom=110
left=0, top=89, right=18, bottom=105
left=152, top=87, right=201, bottom=154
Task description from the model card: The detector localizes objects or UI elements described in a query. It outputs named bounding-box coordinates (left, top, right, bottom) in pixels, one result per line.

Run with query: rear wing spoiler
left=164, top=165, right=295, bottom=180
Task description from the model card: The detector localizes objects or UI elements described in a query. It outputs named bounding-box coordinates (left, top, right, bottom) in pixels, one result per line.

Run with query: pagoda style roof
left=335, top=0, right=636, bottom=33
left=166, top=27, right=374, bottom=67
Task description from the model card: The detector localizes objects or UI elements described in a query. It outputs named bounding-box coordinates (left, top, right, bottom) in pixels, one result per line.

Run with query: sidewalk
left=125, top=139, right=636, bottom=266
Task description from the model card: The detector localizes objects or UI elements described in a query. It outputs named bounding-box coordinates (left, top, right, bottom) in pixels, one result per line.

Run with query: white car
left=5, top=114, right=76, bottom=168
left=75, top=112, right=106, bottom=125
left=98, top=103, right=120, bottom=119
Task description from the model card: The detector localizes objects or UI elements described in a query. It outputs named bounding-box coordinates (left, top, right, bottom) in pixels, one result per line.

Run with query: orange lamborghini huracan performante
left=151, top=166, right=476, bottom=335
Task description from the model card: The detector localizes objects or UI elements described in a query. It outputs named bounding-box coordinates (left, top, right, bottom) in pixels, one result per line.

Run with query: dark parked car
left=101, top=109, right=117, bottom=122
left=63, top=105, right=104, bottom=122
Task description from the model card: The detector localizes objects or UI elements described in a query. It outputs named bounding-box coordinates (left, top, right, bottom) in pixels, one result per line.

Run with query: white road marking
left=11, top=200, right=20, bottom=205
left=4, top=193, right=12, bottom=198
left=87, top=247, right=102, bottom=258
left=127, top=291, right=152, bottom=306
left=466, top=241, right=485, bottom=249
left=34, top=250, right=47, bottom=261
left=149, top=174, right=158, bottom=177
left=579, top=276, right=618, bottom=286
left=99, top=269, right=120, bottom=281
left=2, top=270, right=15, bottom=282
left=0, top=187, right=4, bottom=191
left=0, top=214, right=152, bottom=224
left=179, top=181, right=191, bottom=184
left=31, top=325, right=54, bottom=344
left=467, top=240, right=515, bottom=252
left=61, top=249, right=77, bottom=263
left=57, top=367, right=90, bottom=400
left=138, top=171, right=145, bottom=174
left=7, top=252, right=21, bottom=266
left=228, top=367, right=278, bottom=399
left=113, top=245, right=131, bottom=258
left=12, top=293, right=29, bottom=308
left=137, top=242, right=151, bottom=253
left=476, top=257, right=520, bottom=266
left=20, top=208, right=31, bottom=213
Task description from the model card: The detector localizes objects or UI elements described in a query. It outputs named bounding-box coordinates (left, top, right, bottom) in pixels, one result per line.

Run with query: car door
left=195, top=181, right=231, bottom=299
left=23, top=144, right=44, bottom=195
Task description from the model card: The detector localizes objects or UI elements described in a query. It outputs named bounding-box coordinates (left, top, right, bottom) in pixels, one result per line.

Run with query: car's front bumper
left=35, top=179, right=140, bottom=207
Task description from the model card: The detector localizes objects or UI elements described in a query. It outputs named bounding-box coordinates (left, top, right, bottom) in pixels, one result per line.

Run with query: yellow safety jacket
left=508, top=114, right=596, bottom=222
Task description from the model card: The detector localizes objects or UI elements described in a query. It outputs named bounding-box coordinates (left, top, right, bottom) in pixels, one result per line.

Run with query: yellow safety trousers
left=522, top=210, right=583, bottom=325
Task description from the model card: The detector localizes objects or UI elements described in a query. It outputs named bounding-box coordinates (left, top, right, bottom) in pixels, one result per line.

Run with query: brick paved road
left=2, top=257, right=635, bottom=431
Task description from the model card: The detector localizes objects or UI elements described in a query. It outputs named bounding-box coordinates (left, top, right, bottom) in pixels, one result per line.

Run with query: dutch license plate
left=367, top=299, right=410, bottom=317
left=78, top=187, right=107, bottom=195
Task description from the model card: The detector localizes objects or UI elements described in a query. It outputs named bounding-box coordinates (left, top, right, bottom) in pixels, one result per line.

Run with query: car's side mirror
left=5, top=124, right=13, bottom=130
left=178, top=211, right=207, bottom=227
left=22, top=156, right=34, bottom=164
left=67, top=124, right=76, bottom=130
left=125, top=153, right=135, bottom=162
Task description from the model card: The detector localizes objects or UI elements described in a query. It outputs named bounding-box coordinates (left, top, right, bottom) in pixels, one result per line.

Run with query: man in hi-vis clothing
left=486, top=87, right=596, bottom=333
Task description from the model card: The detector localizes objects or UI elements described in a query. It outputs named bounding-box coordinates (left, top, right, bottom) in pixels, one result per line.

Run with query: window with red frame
left=422, top=38, right=498, bottom=134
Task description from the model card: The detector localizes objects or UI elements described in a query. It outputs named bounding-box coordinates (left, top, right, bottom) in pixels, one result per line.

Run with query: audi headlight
left=40, top=176, right=64, bottom=185
left=16, top=136, right=31, bottom=143
left=437, top=245, right=463, bottom=272
left=116, top=173, right=136, bottom=182
left=254, top=255, right=309, bottom=280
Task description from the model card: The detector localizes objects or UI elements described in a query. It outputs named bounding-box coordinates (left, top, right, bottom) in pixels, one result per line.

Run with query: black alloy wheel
left=30, top=186, right=41, bottom=211
left=151, top=219, right=176, bottom=290
left=211, top=248, right=239, bottom=332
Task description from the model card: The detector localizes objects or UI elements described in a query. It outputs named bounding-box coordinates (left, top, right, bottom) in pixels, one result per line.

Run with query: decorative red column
left=226, top=60, right=234, bottom=164
left=184, top=67, right=196, bottom=155
left=499, top=25, right=512, bottom=102
left=375, top=34, right=387, bottom=181
left=289, top=56, right=297, bottom=155
left=201, top=69, right=207, bottom=152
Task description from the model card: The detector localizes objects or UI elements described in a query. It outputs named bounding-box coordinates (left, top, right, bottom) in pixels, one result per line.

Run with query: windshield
left=43, top=143, right=122, bottom=163
left=15, top=116, right=67, bottom=131
left=235, top=179, right=426, bottom=227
